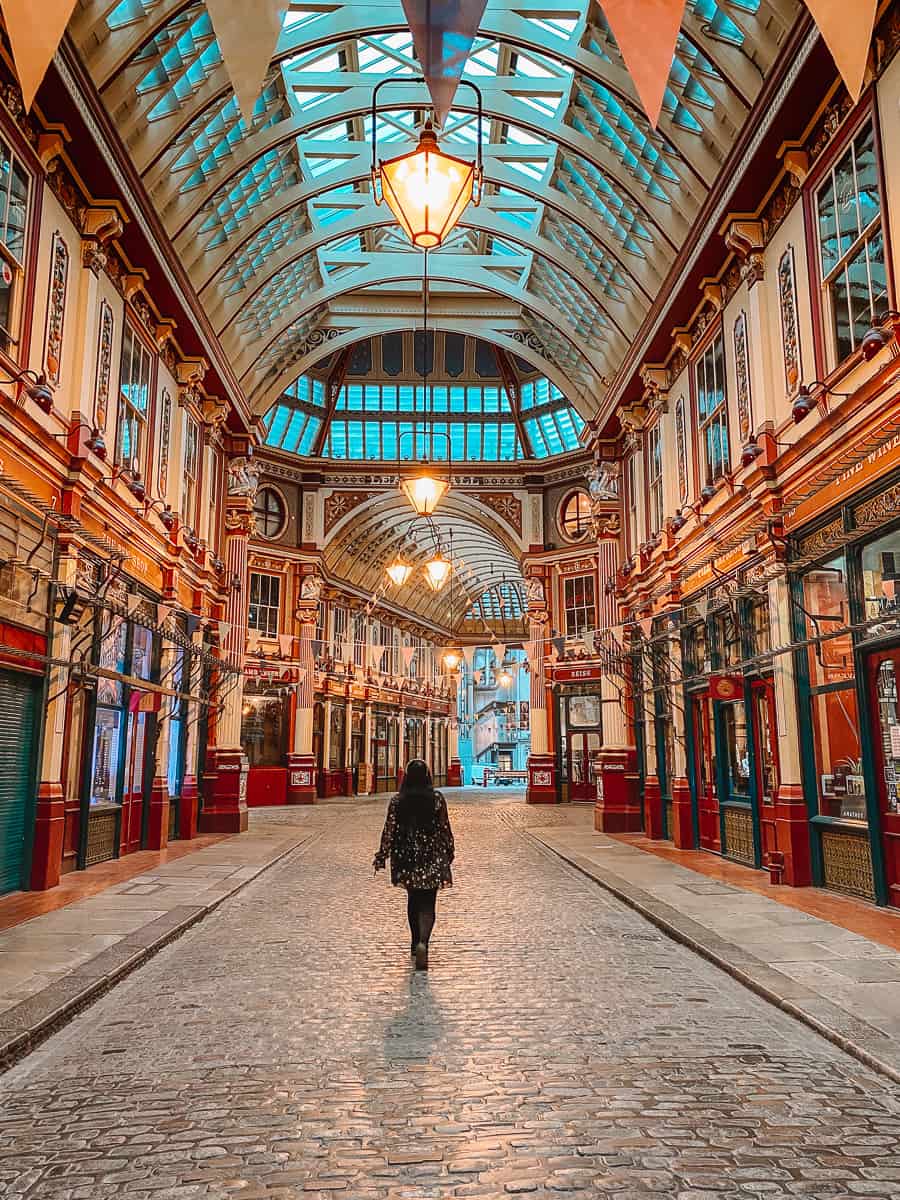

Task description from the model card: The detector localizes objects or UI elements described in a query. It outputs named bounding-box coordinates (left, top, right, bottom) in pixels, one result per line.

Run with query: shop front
left=0, top=639, right=44, bottom=895
left=373, top=708, right=399, bottom=793
left=552, top=664, right=603, bottom=803
left=681, top=595, right=777, bottom=868
left=241, top=676, right=291, bottom=806
left=791, top=472, right=900, bottom=907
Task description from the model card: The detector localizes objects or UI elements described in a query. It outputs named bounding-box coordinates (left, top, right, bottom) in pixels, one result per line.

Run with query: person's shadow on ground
left=382, top=971, right=445, bottom=1063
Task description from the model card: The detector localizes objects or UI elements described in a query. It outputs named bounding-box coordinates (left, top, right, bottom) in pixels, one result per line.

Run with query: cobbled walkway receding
left=2, top=792, right=900, bottom=1199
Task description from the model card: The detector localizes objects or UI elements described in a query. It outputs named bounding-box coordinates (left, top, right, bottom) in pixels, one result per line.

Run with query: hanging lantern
left=442, top=646, right=462, bottom=672
left=375, top=122, right=480, bottom=249
left=399, top=469, right=449, bottom=517
left=423, top=551, right=452, bottom=591
left=497, top=669, right=513, bottom=688
left=385, top=556, right=413, bottom=587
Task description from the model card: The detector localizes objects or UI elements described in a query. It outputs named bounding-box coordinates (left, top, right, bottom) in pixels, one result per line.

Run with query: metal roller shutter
left=0, top=670, right=39, bottom=894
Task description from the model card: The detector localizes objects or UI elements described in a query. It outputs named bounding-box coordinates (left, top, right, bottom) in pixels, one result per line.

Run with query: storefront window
left=91, top=708, right=122, bottom=805
left=712, top=608, right=741, bottom=668
left=802, top=557, right=853, bottom=688
left=873, top=658, right=900, bottom=815
left=167, top=647, right=186, bottom=799
left=750, top=600, right=771, bottom=657
left=682, top=620, right=709, bottom=677
left=329, top=704, right=346, bottom=770
left=755, top=689, right=778, bottom=805
left=861, top=528, right=900, bottom=632
left=241, top=690, right=288, bottom=767
left=721, top=702, right=751, bottom=800
left=810, top=686, right=865, bottom=821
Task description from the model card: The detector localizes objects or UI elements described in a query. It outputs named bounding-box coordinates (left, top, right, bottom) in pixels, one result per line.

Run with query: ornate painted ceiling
left=71, top=0, right=801, bottom=425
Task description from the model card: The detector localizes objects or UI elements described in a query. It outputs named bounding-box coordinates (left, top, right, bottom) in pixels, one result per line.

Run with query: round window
left=559, top=490, right=592, bottom=541
left=253, top=487, right=286, bottom=539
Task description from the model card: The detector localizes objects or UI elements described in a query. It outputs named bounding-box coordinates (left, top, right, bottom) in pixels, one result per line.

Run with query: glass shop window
left=682, top=620, right=709, bottom=677
left=816, top=121, right=887, bottom=365
left=750, top=598, right=771, bottom=657
left=563, top=573, right=596, bottom=636
left=329, top=704, right=346, bottom=771
left=721, top=701, right=751, bottom=800
left=696, top=333, right=729, bottom=487
left=0, top=136, right=31, bottom=355
left=801, top=554, right=864, bottom=820
left=90, top=708, right=123, bottom=806
left=861, top=529, right=900, bottom=632
left=241, top=691, right=288, bottom=767
left=167, top=646, right=186, bottom=799
left=712, top=608, right=742, bottom=669
left=248, top=572, right=281, bottom=639
left=117, top=324, right=153, bottom=473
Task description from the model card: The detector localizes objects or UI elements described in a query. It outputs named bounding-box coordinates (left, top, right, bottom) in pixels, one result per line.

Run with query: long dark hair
left=396, top=759, right=438, bottom=830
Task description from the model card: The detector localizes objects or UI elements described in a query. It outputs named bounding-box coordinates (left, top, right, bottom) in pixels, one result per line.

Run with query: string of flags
left=2, top=2, right=880, bottom=129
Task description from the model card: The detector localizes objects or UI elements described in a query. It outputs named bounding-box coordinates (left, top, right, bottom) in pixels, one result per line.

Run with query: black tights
left=406, top=887, right=438, bottom=948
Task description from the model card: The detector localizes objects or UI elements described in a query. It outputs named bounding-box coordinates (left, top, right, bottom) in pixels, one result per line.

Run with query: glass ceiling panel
left=263, top=370, right=583, bottom=461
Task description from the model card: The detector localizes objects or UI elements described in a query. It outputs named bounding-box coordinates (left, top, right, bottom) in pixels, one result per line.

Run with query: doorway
left=0, top=669, right=40, bottom=894
left=866, top=647, right=900, bottom=907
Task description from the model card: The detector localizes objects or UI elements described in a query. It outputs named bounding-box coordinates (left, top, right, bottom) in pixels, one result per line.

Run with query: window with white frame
left=626, top=452, right=639, bottom=552
left=117, top=324, right=153, bottom=471
left=563, top=573, right=596, bottom=636
left=181, top=415, right=200, bottom=528
left=332, top=605, right=348, bottom=660
left=696, top=333, right=729, bottom=486
left=0, top=136, right=31, bottom=354
left=353, top=612, right=366, bottom=667
left=816, top=121, right=887, bottom=364
left=647, top=423, right=664, bottom=535
left=248, top=572, right=280, bottom=639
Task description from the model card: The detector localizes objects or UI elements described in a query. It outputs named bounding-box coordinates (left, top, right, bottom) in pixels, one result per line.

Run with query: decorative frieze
left=778, top=247, right=802, bottom=397
left=158, top=388, right=172, bottom=496
left=674, top=395, right=688, bottom=504
left=93, top=299, right=114, bottom=430
left=324, top=490, right=370, bottom=533
left=733, top=311, right=752, bottom=442
left=43, top=231, right=69, bottom=387
left=468, top=491, right=522, bottom=535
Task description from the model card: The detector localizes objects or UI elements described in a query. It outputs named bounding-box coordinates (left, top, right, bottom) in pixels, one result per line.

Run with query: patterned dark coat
left=373, top=791, right=455, bottom=889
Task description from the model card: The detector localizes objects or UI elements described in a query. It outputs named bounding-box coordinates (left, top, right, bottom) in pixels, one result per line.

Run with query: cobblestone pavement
left=2, top=795, right=900, bottom=1199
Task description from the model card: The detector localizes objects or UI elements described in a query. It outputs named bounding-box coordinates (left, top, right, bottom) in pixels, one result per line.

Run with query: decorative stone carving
left=227, top=457, right=261, bottom=498
left=778, top=247, right=801, bottom=396
left=81, top=204, right=125, bottom=276
left=587, top=460, right=619, bottom=502
left=324, top=490, right=369, bottom=533
left=724, top=219, right=766, bottom=289
left=43, top=231, right=69, bottom=387
left=733, top=310, right=752, bottom=442
left=674, top=395, right=688, bottom=504
left=93, top=299, right=114, bottom=430
left=158, top=388, right=172, bottom=496
left=471, top=492, right=522, bottom=535
left=201, top=396, right=229, bottom=432
left=300, top=575, right=323, bottom=602
left=525, top=577, right=545, bottom=607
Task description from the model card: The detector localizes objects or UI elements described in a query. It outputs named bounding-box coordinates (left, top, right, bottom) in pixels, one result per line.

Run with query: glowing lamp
left=442, top=647, right=462, bottom=671
left=385, top=557, right=413, bottom=587
left=399, top=469, right=449, bottom=517
left=423, top=551, right=452, bottom=592
left=377, top=123, right=478, bottom=249
left=497, top=670, right=513, bottom=688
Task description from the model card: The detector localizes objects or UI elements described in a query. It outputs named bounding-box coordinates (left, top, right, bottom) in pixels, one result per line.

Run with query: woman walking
left=373, top=759, right=455, bottom=970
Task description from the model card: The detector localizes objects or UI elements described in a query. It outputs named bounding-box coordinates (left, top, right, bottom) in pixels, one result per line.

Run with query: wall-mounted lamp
left=1, top=366, right=53, bottom=412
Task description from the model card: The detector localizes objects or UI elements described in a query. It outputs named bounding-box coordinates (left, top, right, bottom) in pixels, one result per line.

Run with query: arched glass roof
left=76, top=0, right=799, bottom=424
left=262, top=334, right=586, bottom=461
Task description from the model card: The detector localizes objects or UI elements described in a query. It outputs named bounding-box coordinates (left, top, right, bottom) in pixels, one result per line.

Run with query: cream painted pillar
left=448, top=676, right=462, bottom=785
left=287, top=601, right=317, bottom=803
left=525, top=589, right=555, bottom=801
left=767, top=569, right=812, bottom=885
left=30, top=544, right=78, bottom=889
left=343, top=695, right=354, bottom=795
left=199, top=478, right=252, bottom=834
left=179, top=622, right=203, bottom=836
left=146, top=636, right=175, bottom=851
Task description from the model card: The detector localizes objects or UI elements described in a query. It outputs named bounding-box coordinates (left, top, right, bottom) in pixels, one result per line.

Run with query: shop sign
left=709, top=673, right=743, bottom=701
left=786, top=427, right=900, bottom=532
left=682, top=546, right=747, bottom=597
left=553, top=664, right=602, bottom=682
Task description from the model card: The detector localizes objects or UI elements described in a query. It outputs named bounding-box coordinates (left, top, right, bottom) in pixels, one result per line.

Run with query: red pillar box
left=447, top=758, right=462, bottom=787
left=774, top=783, right=812, bottom=886
left=286, top=753, right=318, bottom=804
left=145, top=778, right=170, bottom=851
left=179, top=774, right=200, bottom=840
left=30, top=781, right=65, bottom=890
left=323, top=768, right=348, bottom=797
left=643, top=774, right=664, bottom=839
left=526, top=753, right=557, bottom=804
left=199, top=747, right=249, bottom=834
left=670, top=776, right=695, bottom=849
left=594, top=748, right=641, bottom=832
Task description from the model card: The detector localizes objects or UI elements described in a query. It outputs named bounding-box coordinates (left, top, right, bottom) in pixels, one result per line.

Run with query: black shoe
left=414, top=942, right=428, bottom=970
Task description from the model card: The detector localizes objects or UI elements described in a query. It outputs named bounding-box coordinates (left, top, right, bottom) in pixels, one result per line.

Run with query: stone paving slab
left=2, top=792, right=900, bottom=1199
left=0, top=807, right=332, bottom=1070
left=522, top=812, right=900, bottom=1084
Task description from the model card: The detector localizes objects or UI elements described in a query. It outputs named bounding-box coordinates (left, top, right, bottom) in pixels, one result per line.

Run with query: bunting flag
left=805, top=0, right=877, bottom=102
left=600, top=0, right=686, bottom=127
left=474, top=670, right=483, bottom=684
left=312, top=639, right=323, bottom=658
left=279, top=633, right=293, bottom=657
left=400, top=0, right=489, bottom=125
left=295, top=668, right=307, bottom=687
left=126, top=594, right=143, bottom=617
left=583, top=630, right=596, bottom=655
left=694, top=595, right=709, bottom=622
left=493, top=642, right=507, bottom=664
left=186, top=614, right=201, bottom=638
left=0, top=0, right=78, bottom=112
left=462, top=645, right=476, bottom=669
left=400, top=646, right=416, bottom=669
left=219, top=621, right=231, bottom=640
left=206, top=0, right=291, bottom=125
left=156, top=603, right=171, bottom=629
left=551, top=635, right=566, bottom=656
left=639, top=617, right=653, bottom=640
left=341, top=640, right=352, bottom=665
